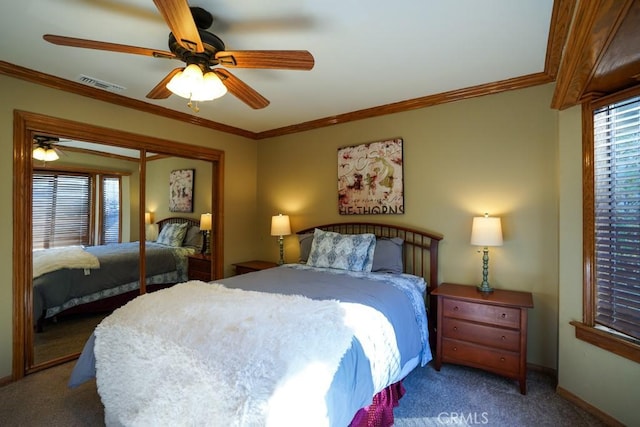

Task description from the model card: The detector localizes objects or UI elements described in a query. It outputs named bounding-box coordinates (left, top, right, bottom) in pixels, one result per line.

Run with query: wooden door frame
left=12, top=110, right=225, bottom=379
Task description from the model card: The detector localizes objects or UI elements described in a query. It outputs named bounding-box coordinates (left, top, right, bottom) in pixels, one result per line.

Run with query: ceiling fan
left=33, top=135, right=65, bottom=162
left=42, top=0, right=315, bottom=111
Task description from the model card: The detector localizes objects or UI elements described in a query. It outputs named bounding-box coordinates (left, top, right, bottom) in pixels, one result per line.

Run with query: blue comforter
left=69, top=264, right=431, bottom=426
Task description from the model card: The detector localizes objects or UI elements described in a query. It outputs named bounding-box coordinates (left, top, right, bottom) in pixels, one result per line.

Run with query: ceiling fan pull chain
left=187, top=98, right=200, bottom=113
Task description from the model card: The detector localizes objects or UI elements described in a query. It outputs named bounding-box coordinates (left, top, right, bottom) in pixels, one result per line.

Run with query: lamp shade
left=166, top=65, right=227, bottom=101
left=271, top=214, right=291, bottom=236
left=144, top=212, right=152, bottom=225
left=470, top=216, right=503, bottom=246
left=191, top=71, right=227, bottom=101
left=32, top=146, right=46, bottom=161
left=33, top=145, right=59, bottom=161
left=200, top=213, right=212, bottom=231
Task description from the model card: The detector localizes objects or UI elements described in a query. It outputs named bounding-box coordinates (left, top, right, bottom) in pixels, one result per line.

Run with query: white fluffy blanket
left=95, top=281, right=360, bottom=427
left=33, top=246, right=100, bottom=278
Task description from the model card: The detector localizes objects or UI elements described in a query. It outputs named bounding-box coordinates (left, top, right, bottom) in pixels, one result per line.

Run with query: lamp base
left=201, top=230, right=211, bottom=255
left=477, top=284, right=494, bottom=293
left=277, top=235, right=285, bottom=265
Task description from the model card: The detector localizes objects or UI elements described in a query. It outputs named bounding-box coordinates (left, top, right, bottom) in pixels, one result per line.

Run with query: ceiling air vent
left=77, top=75, right=126, bottom=93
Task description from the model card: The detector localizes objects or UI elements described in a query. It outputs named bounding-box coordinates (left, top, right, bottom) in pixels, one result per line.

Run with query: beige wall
left=557, top=106, right=640, bottom=426
left=257, top=84, right=560, bottom=369
left=3, top=74, right=636, bottom=424
left=146, top=156, right=213, bottom=223
left=0, top=74, right=259, bottom=378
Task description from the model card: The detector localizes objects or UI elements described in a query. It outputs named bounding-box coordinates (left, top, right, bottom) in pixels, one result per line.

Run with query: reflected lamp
left=200, top=213, right=212, bottom=255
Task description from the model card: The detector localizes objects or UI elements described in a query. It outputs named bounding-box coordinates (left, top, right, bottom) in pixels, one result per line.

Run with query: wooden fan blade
left=215, top=50, right=314, bottom=70
left=153, top=0, right=203, bottom=53
left=43, top=34, right=176, bottom=59
left=146, top=68, right=183, bottom=99
left=213, top=69, right=269, bottom=109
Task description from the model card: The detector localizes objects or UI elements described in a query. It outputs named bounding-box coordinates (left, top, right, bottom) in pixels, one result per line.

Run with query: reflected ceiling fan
left=33, top=135, right=65, bottom=162
left=43, top=0, right=314, bottom=111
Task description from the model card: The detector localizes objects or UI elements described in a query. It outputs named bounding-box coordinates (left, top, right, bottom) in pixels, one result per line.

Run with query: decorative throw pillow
left=307, top=228, right=376, bottom=272
left=156, top=222, right=188, bottom=247
left=298, top=233, right=314, bottom=263
left=372, top=237, right=404, bottom=273
left=183, top=225, right=203, bottom=249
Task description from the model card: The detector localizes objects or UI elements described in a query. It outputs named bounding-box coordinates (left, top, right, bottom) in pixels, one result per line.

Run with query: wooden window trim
left=570, top=321, right=640, bottom=364
left=575, top=89, right=640, bottom=364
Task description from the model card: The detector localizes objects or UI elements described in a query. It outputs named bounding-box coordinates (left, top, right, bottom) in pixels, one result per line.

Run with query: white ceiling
left=1, top=0, right=554, bottom=134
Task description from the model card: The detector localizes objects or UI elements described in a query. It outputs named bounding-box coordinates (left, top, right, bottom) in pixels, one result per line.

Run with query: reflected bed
left=33, top=217, right=200, bottom=331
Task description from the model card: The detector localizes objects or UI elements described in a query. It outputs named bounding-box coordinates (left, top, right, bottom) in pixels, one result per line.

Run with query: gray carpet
left=0, top=360, right=606, bottom=426
left=394, top=364, right=606, bottom=427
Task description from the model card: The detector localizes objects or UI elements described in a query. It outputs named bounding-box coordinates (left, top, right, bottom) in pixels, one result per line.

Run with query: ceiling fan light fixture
left=166, top=64, right=227, bottom=103
left=44, top=147, right=60, bottom=162
left=193, top=71, right=227, bottom=101
left=166, top=69, right=192, bottom=99
left=32, top=146, right=47, bottom=161
left=32, top=144, right=59, bottom=162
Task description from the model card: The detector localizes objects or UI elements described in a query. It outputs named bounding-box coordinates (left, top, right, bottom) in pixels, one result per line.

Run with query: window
left=573, top=90, right=640, bottom=363
left=33, top=172, right=92, bottom=249
left=33, top=170, right=122, bottom=249
left=100, top=176, right=121, bottom=244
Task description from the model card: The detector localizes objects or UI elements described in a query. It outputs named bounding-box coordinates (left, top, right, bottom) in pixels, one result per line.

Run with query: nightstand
left=431, top=283, right=534, bottom=394
left=232, top=260, right=278, bottom=275
left=187, top=254, right=212, bottom=281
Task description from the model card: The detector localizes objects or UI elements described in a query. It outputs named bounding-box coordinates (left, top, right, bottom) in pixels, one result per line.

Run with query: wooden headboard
left=296, top=222, right=443, bottom=348
left=157, top=216, right=200, bottom=231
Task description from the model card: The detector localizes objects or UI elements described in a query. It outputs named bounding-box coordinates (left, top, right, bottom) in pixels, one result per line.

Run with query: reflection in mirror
left=14, top=111, right=224, bottom=379
left=144, top=154, right=212, bottom=289
left=31, top=142, right=213, bottom=367
left=32, top=138, right=141, bottom=366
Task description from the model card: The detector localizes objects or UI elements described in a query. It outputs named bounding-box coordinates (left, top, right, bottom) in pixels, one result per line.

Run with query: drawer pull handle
left=500, top=357, right=505, bottom=362
left=501, top=313, right=507, bottom=318
left=453, top=306, right=459, bottom=311
left=453, top=326, right=458, bottom=331
left=501, top=336, right=506, bottom=341
left=452, top=347, right=457, bottom=351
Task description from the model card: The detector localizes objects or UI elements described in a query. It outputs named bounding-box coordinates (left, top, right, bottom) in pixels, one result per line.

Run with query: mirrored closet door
left=13, top=111, right=224, bottom=378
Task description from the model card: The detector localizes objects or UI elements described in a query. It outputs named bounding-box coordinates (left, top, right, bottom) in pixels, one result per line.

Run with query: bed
left=33, top=217, right=202, bottom=331
left=69, top=222, right=443, bottom=426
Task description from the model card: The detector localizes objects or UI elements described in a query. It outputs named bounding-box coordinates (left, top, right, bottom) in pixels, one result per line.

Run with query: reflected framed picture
left=169, top=169, right=195, bottom=212
left=338, top=138, right=404, bottom=215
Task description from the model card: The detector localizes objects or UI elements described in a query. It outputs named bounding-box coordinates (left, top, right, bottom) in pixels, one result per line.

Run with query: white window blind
left=593, top=95, right=640, bottom=341
left=33, top=172, right=91, bottom=249
left=101, top=176, right=121, bottom=244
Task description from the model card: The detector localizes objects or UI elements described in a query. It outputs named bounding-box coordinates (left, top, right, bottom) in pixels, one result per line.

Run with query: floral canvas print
left=169, top=169, right=194, bottom=213
left=338, top=138, right=404, bottom=215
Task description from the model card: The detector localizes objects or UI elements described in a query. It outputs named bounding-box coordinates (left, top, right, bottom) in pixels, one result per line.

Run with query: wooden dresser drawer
left=442, top=338, right=520, bottom=377
left=188, top=269, right=211, bottom=281
left=188, top=254, right=212, bottom=281
left=440, top=318, right=520, bottom=352
left=442, top=298, right=521, bottom=329
left=432, top=283, right=534, bottom=394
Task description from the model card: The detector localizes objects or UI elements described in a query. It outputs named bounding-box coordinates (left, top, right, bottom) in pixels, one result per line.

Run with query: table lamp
left=470, top=213, right=503, bottom=293
left=271, top=214, right=291, bottom=265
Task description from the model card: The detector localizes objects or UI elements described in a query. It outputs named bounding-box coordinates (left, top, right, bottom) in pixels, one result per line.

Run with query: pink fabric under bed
left=350, top=381, right=406, bottom=427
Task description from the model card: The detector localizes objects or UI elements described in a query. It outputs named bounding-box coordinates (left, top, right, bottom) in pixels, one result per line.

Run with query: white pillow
left=307, top=228, right=376, bottom=272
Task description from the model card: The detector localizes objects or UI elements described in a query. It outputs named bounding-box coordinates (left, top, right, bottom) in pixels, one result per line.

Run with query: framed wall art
left=169, top=169, right=195, bottom=213
left=338, top=138, right=404, bottom=215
